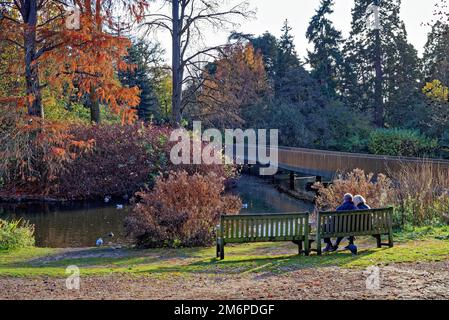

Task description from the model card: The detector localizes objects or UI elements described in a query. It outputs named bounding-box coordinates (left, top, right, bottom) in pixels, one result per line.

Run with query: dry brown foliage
left=314, top=169, right=395, bottom=211
left=125, top=171, right=242, bottom=248
left=388, top=161, right=449, bottom=225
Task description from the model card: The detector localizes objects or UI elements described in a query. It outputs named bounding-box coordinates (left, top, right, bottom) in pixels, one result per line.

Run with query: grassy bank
left=1, top=227, right=448, bottom=278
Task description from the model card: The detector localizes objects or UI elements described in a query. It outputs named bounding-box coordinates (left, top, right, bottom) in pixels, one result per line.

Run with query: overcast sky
left=150, top=0, right=440, bottom=63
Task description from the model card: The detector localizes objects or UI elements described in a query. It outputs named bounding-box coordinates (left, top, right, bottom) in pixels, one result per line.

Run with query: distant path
left=1, top=261, right=448, bottom=300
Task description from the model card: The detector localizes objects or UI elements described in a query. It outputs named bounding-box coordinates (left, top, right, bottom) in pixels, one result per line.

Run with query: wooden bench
left=216, top=213, right=310, bottom=260
left=313, top=207, right=394, bottom=255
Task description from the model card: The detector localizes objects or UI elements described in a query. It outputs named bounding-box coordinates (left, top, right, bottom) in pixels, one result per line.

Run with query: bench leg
left=298, top=241, right=303, bottom=255
left=375, top=235, right=382, bottom=248
left=304, top=237, right=310, bottom=256
left=316, top=238, right=322, bottom=256
left=219, top=239, right=225, bottom=260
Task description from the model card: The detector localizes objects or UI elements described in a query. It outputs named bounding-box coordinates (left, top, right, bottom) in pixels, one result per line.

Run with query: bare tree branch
left=141, top=0, right=254, bottom=124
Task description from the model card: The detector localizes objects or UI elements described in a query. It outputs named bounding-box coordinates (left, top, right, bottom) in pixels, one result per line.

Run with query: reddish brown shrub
left=125, top=170, right=242, bottom=248
left=57, top=123, right=237, bottom=200
left=56, top=123, right=172, bottom=200
left=1, top=108, right=238, bottom=200
left=314, top=169, right=395, bottom=211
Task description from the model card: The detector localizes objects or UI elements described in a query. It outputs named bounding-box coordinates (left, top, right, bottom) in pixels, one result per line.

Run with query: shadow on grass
left=128, top=247, right=385, bottom=276
left=8, top=242, right=297, bottom=268
left=0, top=241, right=402, bottom=276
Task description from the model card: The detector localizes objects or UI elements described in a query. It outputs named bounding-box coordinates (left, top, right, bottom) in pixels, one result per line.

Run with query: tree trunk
left=86, top=0, right=101, bottom=124
left=89, top=86, right=101, bottom=124
left=171, top=0, right=183, bottom=126
left=373, top=0, right=384, bottom=128
left=23, top=0, right=43, bottom=118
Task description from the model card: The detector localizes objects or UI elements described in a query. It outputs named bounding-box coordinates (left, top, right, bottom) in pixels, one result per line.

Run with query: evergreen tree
left=423, top=20, right=449, bottom=86
left=119, top=39, right=164, bottom=122
left=342, top=0, right=422, bottom=128
left=420, top=6, right=449, bottom=142
left=275, top=20, right=301, bottom=98
left=384, top=23, right=424, bottom=127
left=306, top=0, right=344, bottom=98
left=250, top=32, right=279, bottom=82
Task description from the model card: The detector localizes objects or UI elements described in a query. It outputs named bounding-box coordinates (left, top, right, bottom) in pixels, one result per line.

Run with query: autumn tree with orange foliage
left=186, top=43, right=269, bottom=128
left=0, top=104, right=94, bottom=196
left=0, top=0, right=150, bottom=198
left=0, top=0, right=62, bottom=116
left=47, top=0, right=150, bottom=124
left=0, top=0, right=148, bottom=123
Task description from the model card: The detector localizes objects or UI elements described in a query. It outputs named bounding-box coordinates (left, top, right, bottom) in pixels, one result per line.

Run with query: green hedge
left=368, top=129, right=438, bottom=157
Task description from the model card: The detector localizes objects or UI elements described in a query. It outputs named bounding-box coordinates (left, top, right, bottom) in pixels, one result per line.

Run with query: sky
left=150, top=0, right=440, bottom=64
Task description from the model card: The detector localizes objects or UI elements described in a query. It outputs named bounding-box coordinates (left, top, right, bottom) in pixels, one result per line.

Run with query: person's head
left=343, top=193, right=354, bottom=203
left=353, top=195, right=366, bottom=206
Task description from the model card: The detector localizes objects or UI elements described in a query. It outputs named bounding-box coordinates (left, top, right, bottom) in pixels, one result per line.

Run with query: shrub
left=315, top=166, right=449, bottom=228
left=368, top=128, right=438, bottom=157
left=165, top=138, right=238, bottom=187
left=1, top=106, right=237, bottom=200
left=314, top=169, right=395, bottom=211
left=55, top=123, right=172, bottom=199
left=0, top=105, right=93, bottom=195
left=388, top=161, right=449, bottom=226
left=0, top=219, right=35, bottom=250
left=57, top=123, right=236, bottom=200
left=0, top=109, right=163, bottom=199
left=125, top=171, right=242, bottom=248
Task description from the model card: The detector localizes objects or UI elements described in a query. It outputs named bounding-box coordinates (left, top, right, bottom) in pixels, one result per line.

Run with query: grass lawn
left=1, top=226, right=449, bottom=278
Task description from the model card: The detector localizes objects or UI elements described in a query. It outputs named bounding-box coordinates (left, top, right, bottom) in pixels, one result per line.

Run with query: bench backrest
left=317, top=207, right=393, bottom=238
left=219, top=213, right=309, bottom=243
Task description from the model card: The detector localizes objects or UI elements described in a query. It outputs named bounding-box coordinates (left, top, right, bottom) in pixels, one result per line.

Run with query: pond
left=0, top=175, right=314, bottom=248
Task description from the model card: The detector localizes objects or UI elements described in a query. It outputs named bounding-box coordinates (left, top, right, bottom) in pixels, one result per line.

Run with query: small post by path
left=289, top=172, right=295, bottom=191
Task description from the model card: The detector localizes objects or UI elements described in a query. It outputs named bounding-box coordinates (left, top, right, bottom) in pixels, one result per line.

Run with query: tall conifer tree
left=423, top=20, right=449, bottom=85
left=306, top=0, right=344, bottom=98
left=342, top=0, right=422, bottom=127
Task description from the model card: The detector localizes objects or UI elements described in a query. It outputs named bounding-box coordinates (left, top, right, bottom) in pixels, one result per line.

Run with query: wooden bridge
left=236, top=144, right=449, bottom=180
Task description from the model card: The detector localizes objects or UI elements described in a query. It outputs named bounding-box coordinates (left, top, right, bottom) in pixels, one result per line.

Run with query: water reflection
left=0, top=175, right=314, bottom=248
left=234, top=175, right=314, bottom=214
left=0, top=201, right=130, bottom=248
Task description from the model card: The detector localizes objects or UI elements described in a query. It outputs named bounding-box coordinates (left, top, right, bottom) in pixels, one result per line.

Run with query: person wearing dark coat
left=323, top=193, right=358, bottom=253
left=354, top=195, right=371, bottom=210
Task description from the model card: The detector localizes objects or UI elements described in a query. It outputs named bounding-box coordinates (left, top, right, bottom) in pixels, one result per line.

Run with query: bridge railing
left=227, top=144, right=449, bottom=178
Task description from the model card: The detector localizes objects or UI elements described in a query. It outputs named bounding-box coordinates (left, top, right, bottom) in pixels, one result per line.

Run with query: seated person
left=353, top=195, right=371, bottom=210
left=323, top=193, right=357, bottom=252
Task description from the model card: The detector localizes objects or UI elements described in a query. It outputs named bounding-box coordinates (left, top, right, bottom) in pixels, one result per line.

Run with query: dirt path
left=1, top=261, right=448, bottom=300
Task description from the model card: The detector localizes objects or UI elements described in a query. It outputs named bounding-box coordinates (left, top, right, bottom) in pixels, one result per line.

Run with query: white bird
left=96, top=238, right=104, bottom=246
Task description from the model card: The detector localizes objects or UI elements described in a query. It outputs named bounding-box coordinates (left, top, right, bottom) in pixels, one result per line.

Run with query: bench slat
left=317, top=208, right=393, bottom=238
left=220, top=213, right=309, bottom=243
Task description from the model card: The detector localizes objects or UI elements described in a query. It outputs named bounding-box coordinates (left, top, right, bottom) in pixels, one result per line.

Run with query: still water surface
left=0, top=175, right=313, bottom=248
